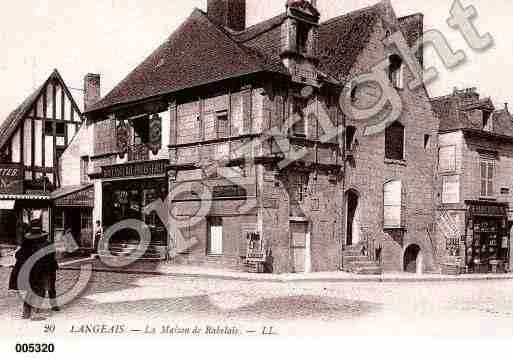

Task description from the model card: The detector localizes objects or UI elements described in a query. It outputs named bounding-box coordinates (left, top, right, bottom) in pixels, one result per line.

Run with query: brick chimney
left=84, top=73, right=101, bottom=111
left=207, top=0, right=246, bottom=31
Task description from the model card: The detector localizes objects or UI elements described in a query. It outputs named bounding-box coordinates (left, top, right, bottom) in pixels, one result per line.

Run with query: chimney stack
left=207, top=0, right=246, bottom=31
left=84, top=73, right=101, bottom=111
left=505, top=102, right=509, bottom=113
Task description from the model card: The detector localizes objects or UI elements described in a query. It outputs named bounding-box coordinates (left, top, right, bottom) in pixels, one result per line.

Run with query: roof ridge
left=230, top=13, right=286, bottom=43
left=321, top=3, right=380, bottom=26
left=201, top=10, right=266, bottom=71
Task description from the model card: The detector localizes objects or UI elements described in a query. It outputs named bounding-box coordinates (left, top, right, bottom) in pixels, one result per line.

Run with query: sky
left=0, top=0, right=511, bottom=122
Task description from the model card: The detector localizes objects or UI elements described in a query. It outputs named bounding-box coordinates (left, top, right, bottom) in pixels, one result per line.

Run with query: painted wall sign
left=246, top=232, right=265, bottom=262
left=102, top=160, right=168, bottom=179
left=0, top=163, right=24, bottom=194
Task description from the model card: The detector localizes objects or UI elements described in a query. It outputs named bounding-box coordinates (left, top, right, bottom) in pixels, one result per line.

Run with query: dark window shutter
left=385, top=122, right=404, bottom=160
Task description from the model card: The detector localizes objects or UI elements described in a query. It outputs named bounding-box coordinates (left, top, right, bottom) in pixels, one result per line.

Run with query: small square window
left=424, top=135, right=431, bottom=150
left=44, top=121, right=53, bottom=136
left=56, top=122, right=65, bottom=136
left=216, top=111, right=229, bottom=139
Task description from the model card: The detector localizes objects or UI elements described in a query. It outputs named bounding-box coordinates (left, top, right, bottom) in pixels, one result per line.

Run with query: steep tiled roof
left=491, top=109, right=513, bottom=138
left=318, top=5, right=381, bottom=82
left=431, top=95, right=465, bottom=132
left=432, top=91, right=513, bottom=137
left=0, top=69, right=82, bottom=151
left=0, top=83, right=44, bottom=151
left=87, top=2, right=422, bottom=114
left=87, top=9, right=269, bottom=113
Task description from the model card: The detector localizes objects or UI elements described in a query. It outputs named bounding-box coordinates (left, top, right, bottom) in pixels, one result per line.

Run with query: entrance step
left=342, top=246, right=382, bottom=275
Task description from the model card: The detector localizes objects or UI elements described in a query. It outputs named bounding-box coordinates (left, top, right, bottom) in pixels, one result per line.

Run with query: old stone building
left=0, top=70, right=84, bottom=245
left=432, top=88, right=513, bottom=274
left=329, top=5, right=439, bottom=273
left=81, top=0, right=439, bottom=273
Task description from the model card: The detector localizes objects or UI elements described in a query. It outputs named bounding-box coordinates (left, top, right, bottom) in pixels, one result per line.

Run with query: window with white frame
left=442, top=175, right=460, bottom=204
left=80, top=156, right=90, bottom=185
left=438, top=146, right=456, bottom=172
left=388, top=54, right=404, bottom=89
left=384, top=180, right=402, bottom=228
left=292, top=173, right=309, bottom=203
left=207, top=217, right=223, bottom=255
left=480, top=155, right=495, bottom=198
left=216, top=110, right=229, bottom=139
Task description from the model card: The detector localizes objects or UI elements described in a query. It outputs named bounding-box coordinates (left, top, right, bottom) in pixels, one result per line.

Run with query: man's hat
left=25, top=218, right=49, bottom=240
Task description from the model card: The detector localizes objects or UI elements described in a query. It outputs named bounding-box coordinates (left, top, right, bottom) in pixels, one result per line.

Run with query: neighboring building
left=50, top=75, right=97, bottom=251
left=0, top=70, right=83, bottom=245
left=81, top=0, right=438, bottom=273
left=329, top=6, right=439, bottom=273
left=432, top=88, right=513, bottom=274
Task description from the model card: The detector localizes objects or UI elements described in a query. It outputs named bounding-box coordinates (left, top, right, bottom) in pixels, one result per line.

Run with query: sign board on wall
left=101, top=160, right=168, bottom=179
left=246, top=232, right=265, bottom=262
left=0, top=163, right=24, bottom=194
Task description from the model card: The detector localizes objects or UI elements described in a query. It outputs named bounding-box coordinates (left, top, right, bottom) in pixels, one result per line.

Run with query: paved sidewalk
left=54, top=256, right=513, bottom=283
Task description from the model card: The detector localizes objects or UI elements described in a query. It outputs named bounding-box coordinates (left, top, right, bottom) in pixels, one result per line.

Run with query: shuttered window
left=385, top=122, right=404, bottom=161
left=216, top=111, right=229, bottom=139
left=480, top=155, right=495, bottom=198
left=208, top=217, right=223, bottom=255
left=439, top=146, right=456, bottom=172
left=442, top=175, right=460, bottom=204
left=384, top=180, right=402, bottom=228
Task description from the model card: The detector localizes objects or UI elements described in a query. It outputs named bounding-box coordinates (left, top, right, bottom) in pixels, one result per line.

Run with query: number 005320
left=15, top=343, right=55, bottom=353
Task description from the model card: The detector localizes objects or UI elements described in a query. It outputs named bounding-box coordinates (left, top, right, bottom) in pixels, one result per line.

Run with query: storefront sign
left=468, top=202, right=507, bottom=217
left=55, top=187, right=94, bottom=207
left=102, top=160, right=168, bottom=179
left=0, top=163, right=24, bottom=194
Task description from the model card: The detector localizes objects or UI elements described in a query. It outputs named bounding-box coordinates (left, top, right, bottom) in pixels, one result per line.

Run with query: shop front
left=100, top=160, right=169, bottom=259
left=465, top=201, right=510, bottom=273
left=51, top=184, right=95, bottom=254
left=0, top=163, right=52, bottom=245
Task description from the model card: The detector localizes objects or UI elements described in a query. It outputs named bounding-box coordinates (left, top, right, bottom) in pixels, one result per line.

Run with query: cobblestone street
left=2, top=266, right=513, bottom=337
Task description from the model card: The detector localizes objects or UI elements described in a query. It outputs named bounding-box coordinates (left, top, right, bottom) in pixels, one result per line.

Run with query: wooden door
left=291, top=222, right=309, bottom=273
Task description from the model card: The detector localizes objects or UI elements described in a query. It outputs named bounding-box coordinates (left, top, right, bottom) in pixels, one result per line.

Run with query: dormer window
left=483, top=111, right=492, bottom=132
left=388, top=54, right=404, bottom=89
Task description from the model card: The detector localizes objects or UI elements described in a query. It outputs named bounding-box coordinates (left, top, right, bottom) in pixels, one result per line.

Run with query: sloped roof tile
left=87, top=9, right=268, bottom=113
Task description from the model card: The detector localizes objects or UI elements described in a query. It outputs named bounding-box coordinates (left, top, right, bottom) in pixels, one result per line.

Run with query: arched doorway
left=404, top=244, right=423, bottom=274
left=345, top=190, right=360, bottom=246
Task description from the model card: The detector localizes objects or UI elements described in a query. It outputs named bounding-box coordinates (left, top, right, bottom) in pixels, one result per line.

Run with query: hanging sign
left=149, top=114, right=162, bottom=155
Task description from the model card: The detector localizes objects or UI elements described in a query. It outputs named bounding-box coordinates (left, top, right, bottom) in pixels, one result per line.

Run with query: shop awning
left=0, top=200, right=15, bottom=210
left=51, top=184, right=94, bottom=208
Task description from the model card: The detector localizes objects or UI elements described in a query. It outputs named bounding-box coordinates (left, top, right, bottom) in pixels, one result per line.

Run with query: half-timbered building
left=0, top=69, right=83, bottom=245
